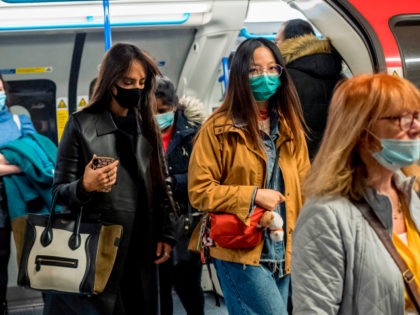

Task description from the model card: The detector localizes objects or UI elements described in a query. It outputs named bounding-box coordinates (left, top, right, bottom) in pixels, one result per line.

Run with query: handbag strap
left=354, top=200, right=420, bottom=313
left=41, top=191, right=84, bottom=250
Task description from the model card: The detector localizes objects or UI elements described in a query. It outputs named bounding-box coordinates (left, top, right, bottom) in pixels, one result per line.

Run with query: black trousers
left=0, top=224, right=10, bottom=313
left=0, top=179, right=10, bottom=314
left=159, top=253, right=204, bottom=315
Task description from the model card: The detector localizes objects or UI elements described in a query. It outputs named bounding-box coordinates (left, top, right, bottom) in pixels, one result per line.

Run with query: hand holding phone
left=82, top=156, right=118, bottom=193
left=92, top=156, right=116, bottom=170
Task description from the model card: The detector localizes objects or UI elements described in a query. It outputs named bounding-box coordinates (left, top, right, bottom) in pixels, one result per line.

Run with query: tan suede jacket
left=188, top=113, right=310, bottom=273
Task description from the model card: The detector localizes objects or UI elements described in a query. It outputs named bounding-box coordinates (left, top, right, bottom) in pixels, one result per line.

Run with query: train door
left=280, top=0, right=420, bottom=87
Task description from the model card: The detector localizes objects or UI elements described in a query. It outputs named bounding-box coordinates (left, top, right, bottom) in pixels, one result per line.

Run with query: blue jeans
left=214, top=259, right=290, bottom=315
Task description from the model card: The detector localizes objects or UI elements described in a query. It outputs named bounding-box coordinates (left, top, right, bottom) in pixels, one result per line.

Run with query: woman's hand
left=254, top=188, right=285, bottom=211
left=0, top=153, right=22, bottom=175
left=0, top=164, right=22, bottom=176
left=154, top=241, right=172, bottom=264
left=0, top=153, right=7, bottom=165
left=81, top=155, right=119, bottom=192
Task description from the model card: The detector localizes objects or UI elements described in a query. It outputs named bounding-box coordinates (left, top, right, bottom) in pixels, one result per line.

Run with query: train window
left=7, top=79, right=58, bottom=144
left=391, top=18, right=420, bottom=87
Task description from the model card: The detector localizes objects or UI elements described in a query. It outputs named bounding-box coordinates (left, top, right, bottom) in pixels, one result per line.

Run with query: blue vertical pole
left=221, top=57, right=229, bottom=91
left=103, top=0, right=112, bottom=51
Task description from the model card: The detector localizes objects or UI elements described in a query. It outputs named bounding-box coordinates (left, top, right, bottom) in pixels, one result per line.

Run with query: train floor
left=7, top=235, right=227, bottom=314
left=6, top=287, right=227, bottom=315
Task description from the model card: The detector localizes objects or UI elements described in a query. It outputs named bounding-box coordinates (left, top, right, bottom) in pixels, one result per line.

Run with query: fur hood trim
left=178, top=95, right=206, bottom=125
left=279, top=34, right=333, bottom=64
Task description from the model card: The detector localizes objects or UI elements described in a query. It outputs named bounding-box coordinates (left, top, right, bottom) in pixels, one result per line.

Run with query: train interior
left=0, top=0, right=419, bottom=313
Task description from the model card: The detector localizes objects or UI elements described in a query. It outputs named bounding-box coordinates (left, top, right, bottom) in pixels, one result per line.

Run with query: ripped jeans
left=213, top=259, right=290, bottom=315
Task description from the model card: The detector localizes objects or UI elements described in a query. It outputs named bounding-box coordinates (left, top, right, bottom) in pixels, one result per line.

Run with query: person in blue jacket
left=154, top=76, right=206, bottom=315
left=0, top=74, right=36, bottom=314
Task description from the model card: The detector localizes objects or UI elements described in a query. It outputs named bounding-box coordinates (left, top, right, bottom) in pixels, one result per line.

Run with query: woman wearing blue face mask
left=188, top=38, right=310, bottom=314
left=0, top=74, right=36, bottom=314
left=154, top=75, right=206, bottom=315
left=292, top=73, right=420, bottom=315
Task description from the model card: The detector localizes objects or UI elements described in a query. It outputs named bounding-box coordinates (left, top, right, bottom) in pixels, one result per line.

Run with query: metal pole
left=103, top=0, right=112, bottom=51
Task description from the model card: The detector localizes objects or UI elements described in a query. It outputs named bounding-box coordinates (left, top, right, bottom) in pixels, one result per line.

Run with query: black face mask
left=112, top=84, right=143, bottom=109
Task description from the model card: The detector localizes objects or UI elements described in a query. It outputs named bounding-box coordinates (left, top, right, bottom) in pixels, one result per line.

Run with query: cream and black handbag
left=18, top=193, right=123, bottom=295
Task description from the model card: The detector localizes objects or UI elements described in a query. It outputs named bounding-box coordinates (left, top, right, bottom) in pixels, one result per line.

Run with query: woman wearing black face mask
left=45, top=43, right=177, bottom=315
left=112, top=84, right=143, bottom=109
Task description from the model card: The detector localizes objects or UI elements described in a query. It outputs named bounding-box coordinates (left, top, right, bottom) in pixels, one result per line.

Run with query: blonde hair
left=304, top=73, right=420, bottom=200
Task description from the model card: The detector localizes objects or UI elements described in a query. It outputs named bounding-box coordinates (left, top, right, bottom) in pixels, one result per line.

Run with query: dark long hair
left=213, top=37, right=305, bottom=149
left=88, top=43, right=168, bottom=192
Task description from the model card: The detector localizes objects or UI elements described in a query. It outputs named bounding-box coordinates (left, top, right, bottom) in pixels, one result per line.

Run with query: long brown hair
left=206, top=37, right=305, bottom=149
left=304, top=73, right=420, bottom=200
left=88, top=43, right=168, bottom=192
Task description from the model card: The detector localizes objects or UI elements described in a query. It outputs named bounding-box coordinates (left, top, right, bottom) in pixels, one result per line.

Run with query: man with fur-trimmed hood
left=276, top=19, right=344, bottom=160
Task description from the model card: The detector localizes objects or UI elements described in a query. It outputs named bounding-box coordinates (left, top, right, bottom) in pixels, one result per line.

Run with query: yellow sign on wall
left=0, top=66, right=53, bottom=75
left=56, top=97, right=69, bottom=142
left=77, top=95, right=88, bottom=111
left=16, top=67, right=53, bottom=74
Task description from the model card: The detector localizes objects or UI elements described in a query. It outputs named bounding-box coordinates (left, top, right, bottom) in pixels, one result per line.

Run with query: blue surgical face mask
left=0, top=91, right=6, bottom=111
left=371, top=137, right=420, bottom=171
left=155, top=111, right=175, bottom=130
left=249, top=73, right=281, bottom=101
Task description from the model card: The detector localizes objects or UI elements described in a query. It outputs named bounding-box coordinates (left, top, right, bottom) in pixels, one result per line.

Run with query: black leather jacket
left=52, top=106, right=176, bottom=314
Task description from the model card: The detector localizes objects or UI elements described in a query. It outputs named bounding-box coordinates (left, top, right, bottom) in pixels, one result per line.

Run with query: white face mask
left=0, top=91, right=6, bottom=111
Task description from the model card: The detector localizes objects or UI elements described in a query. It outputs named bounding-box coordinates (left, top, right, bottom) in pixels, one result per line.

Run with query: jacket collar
left=218, top=111, right=293, bottom=138
left=95, top=109, right=118, bottom=136
left=0, top=108, right=12, bottom=123
left=174, top=110, right=196, bottom=134
left=279, top=34, right=332, bottom=64
left=95, top=109, right=142, bottom=136
left=364, top=173, right=420, bottom=233
left=211, top=112, right=293, bottom=158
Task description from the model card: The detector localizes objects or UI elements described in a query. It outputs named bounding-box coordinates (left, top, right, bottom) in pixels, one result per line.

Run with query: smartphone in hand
left=92, top=156, right=115, bottom=170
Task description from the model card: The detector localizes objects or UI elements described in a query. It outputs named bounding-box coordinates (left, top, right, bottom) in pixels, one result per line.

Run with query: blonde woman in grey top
left=292, top=73, right=420, bottom=315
